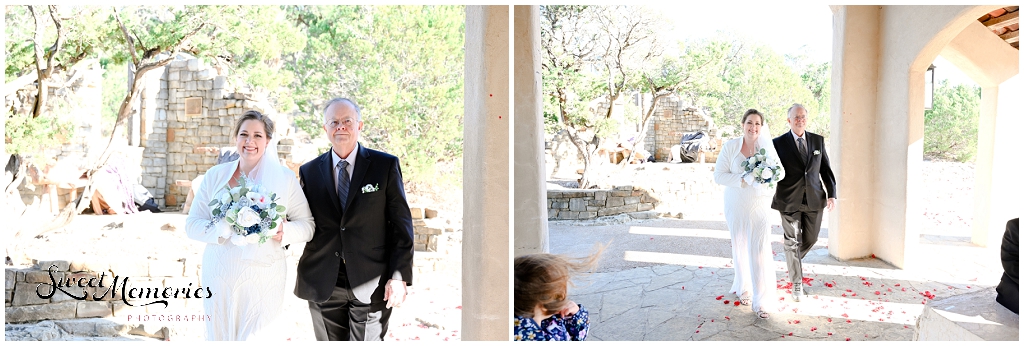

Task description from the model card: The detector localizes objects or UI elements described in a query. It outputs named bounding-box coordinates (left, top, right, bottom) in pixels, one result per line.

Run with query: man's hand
left=558, top=300, right=580, bottom=317
left=384, top=279, right=407, bottom=308
left=826, top=198, right=836, bottom=212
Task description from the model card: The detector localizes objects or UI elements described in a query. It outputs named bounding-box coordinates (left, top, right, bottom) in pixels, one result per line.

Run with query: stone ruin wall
left=644, top=96, right=722, bottom=163
left=134, top=56, right=279, bottom=210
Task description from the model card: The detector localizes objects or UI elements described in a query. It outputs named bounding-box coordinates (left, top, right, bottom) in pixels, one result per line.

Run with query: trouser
left=308, top=264, right=392, bottom=341
left=779, top=207, right=823, bottom=285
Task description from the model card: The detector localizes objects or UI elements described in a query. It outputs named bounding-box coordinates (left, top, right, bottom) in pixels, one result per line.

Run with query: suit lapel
left=318, top=151, right=343, bottom=213
left=346, top=143, right=371, bottom=211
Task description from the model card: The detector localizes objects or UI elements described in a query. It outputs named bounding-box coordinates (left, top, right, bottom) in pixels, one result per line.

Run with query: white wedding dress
left=713, top=129, right=780, bottom=314
left=185, top=143, right=314, bottom=341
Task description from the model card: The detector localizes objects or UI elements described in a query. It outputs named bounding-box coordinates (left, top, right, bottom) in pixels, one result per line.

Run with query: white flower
left=219, top=192, right=231, bottom=204
left=362, top=184, right=379, bottom=193
left=747, top=157, right=756, bottom=165
left=229, top=234, right=247, bottom=246
left=245, top=233, right=261, bottom=244
left=813, top=150, right=821, bottom=155
left=236, top=208, right=261, bottom=228
left=230, top=186, right=242, bottom=196
left=761, top=168, right=774, bottom=180
left=267, top=208, right=278, bottom=220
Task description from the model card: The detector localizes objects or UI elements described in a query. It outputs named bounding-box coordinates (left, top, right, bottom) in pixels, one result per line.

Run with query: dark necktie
left=337, top=161, right=350, bottom=211
left=797, top=137, right=808, bottom=163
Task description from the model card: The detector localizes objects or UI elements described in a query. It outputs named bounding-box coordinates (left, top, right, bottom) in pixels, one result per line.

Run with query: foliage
left=283, top=5, right=465, bottom=187
left=99, top=60, right=127, bottom=136
left=924, top=80, right=981, bottom=162
left=5, top=101, right=77, bottom=166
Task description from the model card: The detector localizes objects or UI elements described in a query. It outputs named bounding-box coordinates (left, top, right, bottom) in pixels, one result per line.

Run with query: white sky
left=650, top=3, right=978, bottom=87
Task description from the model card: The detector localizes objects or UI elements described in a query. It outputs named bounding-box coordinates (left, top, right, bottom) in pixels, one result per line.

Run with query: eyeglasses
left=326, top=118, right=357, bottom=130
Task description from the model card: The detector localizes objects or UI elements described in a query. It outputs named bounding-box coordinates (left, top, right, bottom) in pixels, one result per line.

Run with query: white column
left=513, top=5, right=547, bottom=256
left=462, top=5, right=510, bottom=341
left=828, top=5, right=879, bottom=261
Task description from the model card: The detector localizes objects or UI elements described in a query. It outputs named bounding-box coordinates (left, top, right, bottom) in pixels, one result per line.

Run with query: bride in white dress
left=713, top=109, right=781, bottom=319
left=186, top=111, right=314, bottom=340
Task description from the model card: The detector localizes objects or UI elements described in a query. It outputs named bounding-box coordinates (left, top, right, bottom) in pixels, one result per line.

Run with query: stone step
left=4, top=318, right=166, bottom=341
left=914, top=289, right=1018, bottom=341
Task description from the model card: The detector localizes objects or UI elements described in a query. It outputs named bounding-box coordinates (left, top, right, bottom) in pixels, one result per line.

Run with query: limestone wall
left=5, top=257, right=202, bottom=324
left=547, top=185, right=658, bottom=220
left=546, top=164, right=726, bottom=220
left=644, top=96, right=721, bottom=162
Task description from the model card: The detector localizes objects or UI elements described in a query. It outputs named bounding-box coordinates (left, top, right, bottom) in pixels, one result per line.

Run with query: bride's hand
left=272, top=219, right=286, bottom=242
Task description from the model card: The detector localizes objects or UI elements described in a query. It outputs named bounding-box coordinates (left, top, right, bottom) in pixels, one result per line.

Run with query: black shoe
left=792, top=283, right=804, bottom=302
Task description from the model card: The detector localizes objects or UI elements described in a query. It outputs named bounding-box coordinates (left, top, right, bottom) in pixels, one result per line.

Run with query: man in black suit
left=295, top=98, right=414, bottom=341
left=771, top=103, right=837, bottom=302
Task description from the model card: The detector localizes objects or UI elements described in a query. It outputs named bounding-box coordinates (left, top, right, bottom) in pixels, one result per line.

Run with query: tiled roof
left=978, top=6, right=1019, bottom=50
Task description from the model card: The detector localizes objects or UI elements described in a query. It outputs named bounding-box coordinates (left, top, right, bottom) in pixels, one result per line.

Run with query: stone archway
left=829, top=5, right=1018, bottom=269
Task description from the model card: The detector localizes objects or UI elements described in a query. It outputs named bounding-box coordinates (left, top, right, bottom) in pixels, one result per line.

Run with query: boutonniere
left=361, top=184, right=380, bottom=193
left=813, top=150, right=821, bottom=156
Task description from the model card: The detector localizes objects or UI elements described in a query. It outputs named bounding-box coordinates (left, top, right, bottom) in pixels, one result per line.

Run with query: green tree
left=924, top=80, right=980, bottom=162
left=284, top=5, right=464, bottom=188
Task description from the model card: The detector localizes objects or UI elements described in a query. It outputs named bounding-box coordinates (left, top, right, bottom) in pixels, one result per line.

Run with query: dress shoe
left=792, top=283, right=805, bottom=302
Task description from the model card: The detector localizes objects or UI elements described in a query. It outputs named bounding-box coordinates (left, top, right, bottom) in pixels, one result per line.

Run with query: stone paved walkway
left=551, top=214, right=1006, bottom=341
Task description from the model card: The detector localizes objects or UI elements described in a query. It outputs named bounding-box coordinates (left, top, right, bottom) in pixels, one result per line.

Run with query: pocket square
left=361, top=183, right=380, bottom=193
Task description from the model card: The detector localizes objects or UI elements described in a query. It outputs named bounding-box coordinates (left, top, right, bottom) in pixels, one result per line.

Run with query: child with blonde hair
left=514, top=247, right=603, bottom=341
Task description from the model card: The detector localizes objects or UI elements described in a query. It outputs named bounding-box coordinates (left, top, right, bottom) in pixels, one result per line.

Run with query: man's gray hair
left=323, top=97, right=362, bottom=121
left=787, top=103, right=807, bottom=118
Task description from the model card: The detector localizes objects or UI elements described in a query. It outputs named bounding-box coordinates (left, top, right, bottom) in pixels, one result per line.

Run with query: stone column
left=463, top=5, right=509, bottom=341
left=974, top=76, right=1021, bottom=246
left=827, top=5, right=880, bottom=261
left=513, top=5, right=548, bottom=256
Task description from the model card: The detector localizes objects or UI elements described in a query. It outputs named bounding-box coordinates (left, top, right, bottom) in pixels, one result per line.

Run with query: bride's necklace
left=743, top=139, right=758, bottom=157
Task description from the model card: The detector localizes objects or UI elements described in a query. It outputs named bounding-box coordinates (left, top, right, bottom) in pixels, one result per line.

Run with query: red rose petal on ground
left=716, top=295, right=724, bottom=300
left=811, top=327, right=817, bottom=331
left=895, top=283, right=901, bottom=286
left=456, top=306, right=462, bottom=310
left=699, top=266, right=703, bottom=269
left=852, top=293, right=858, bottom=296
left=681, top=286, right=685, bottom=290
left=794, top=320, right=800, bottom=324
left=724, top=300, right=730, bottom=304
left=842, top=293, right=847, bottom=297
left=875, top=291, right=881, bottom=295
left=842, top=313, right=849, bottom=318
left=902, top=288, right=907, bottom=292
left=828, top=318, right=833, bottom=322
left=734, top=301, right=741, bottom=306
left=846, top=320, right=852, bottom=323
left=871, top=253, right=876, bottom=258
left=788, top=332, right=794, bottom=336
left=967, top=286, right=971, bottom=288
left=711, top=319, right=714, bottom=322
left=725, top=316, right=731, bottom=320
left=695, top=330, right=699, bottom=333
left=846, top=337, right=851, bottom=341
left=846, top=289, right=853, bottom=292
left=904, top=325, right=909, bottom=329
left=828, top=332, right=833, bottom=336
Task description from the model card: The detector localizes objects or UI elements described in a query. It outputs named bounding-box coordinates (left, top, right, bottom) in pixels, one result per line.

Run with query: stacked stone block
left=5, top=257, right=202, bottom=324
left=644, top=96, right=720, bottom=162
left=547, top=185, right=659, bottom=220
left=138, top=57, right=275, bottom=209
left=411, top=206, right=453, bottom=252
left=546, top=165, right=726, bottom=220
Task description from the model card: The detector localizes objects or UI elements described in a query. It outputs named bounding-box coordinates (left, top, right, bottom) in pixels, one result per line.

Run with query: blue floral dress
left=513, top=304, right=589, bottom=341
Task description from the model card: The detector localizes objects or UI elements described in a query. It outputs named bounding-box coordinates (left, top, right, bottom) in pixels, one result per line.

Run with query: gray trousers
left=779, top=208, right=823, bottom=285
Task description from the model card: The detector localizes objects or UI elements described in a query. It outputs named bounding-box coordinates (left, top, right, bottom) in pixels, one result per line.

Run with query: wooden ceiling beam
left=983, top=11, right=1019, bottom=31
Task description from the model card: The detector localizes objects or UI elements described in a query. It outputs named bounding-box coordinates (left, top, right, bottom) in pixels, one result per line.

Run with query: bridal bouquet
left=741, top=148, right=785, bottom=189
left=207, top=175, right=285, bottom=246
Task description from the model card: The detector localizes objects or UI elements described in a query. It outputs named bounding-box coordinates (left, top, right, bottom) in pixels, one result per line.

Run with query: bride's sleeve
left=281, top=170, right=315, bottom=246
left=713, top=141, right=744, bottom=188
left=186, top=169, right=229, bottom=244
